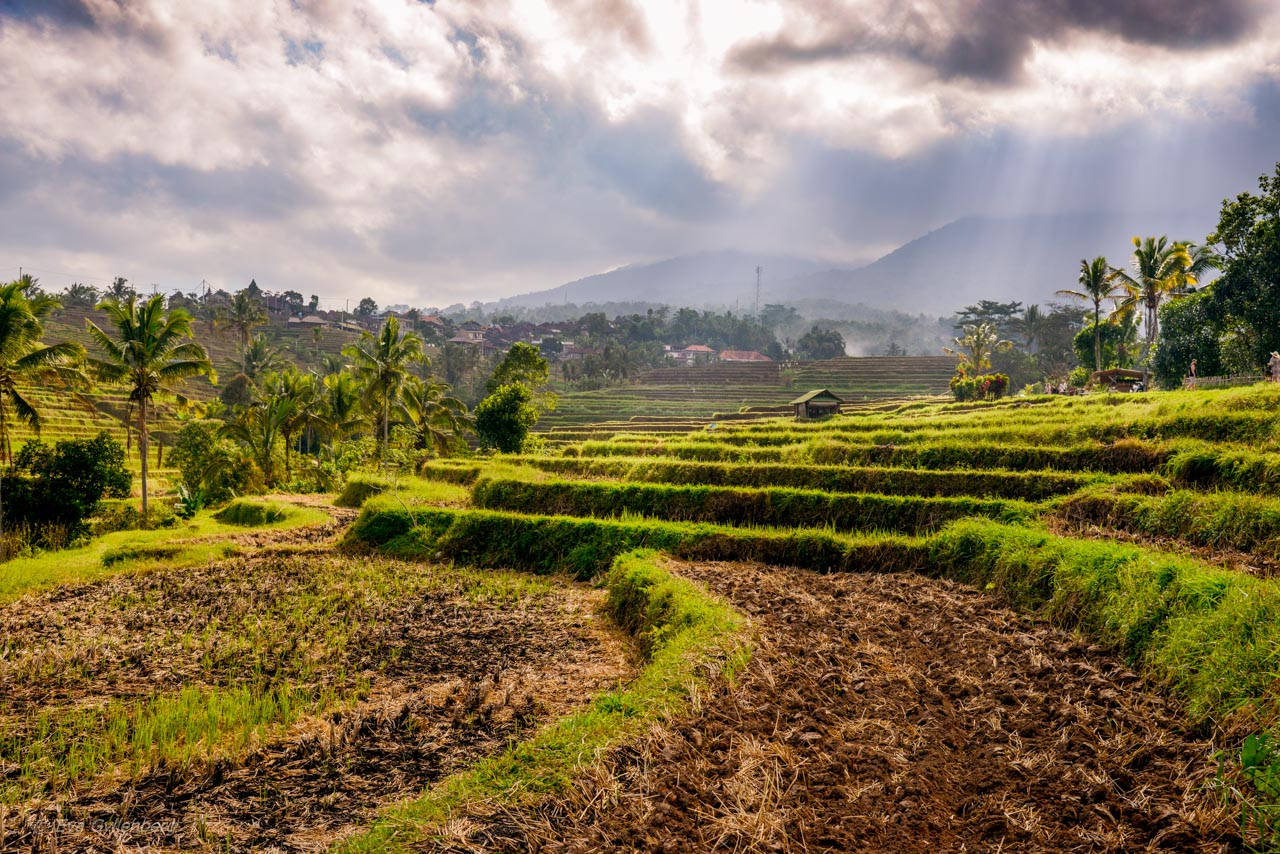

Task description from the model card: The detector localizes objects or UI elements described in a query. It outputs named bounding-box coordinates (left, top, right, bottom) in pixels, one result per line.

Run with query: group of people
left=1186, top=352, right=1280, bottom=387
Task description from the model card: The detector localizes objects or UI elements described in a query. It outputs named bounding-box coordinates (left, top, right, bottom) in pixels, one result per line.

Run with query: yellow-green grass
left=0, top=502, right=329, bottom=603
left=470, top=476, right=1042, bottom=534
left=334, top=474, right=477, bottom=509
left=348, top=501, right=1280, bottom=738
left=339, top=548, right=749, bottom=853
left=500, top=455, right=1109, bottom=500
left=0, top=550, right=560, bottom=805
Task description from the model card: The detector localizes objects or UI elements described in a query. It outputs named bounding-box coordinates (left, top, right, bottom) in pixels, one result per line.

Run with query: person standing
left=1188, top=358, right=1198, bottom=389
left=1269, top=352, right=1280, bottom=383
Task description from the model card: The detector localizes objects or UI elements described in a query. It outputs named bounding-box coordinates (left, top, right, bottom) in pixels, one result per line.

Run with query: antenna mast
left=755, top=265, right=762, bottom=322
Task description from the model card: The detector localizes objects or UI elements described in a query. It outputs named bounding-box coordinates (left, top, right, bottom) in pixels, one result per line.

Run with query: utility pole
left=755, top=265, right=762, bottom=323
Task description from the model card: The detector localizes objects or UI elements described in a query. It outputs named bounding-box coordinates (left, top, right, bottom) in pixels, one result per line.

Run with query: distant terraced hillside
left=539, top=356, right=954, bottom=429
left=9, top=307, right=362, bottom=482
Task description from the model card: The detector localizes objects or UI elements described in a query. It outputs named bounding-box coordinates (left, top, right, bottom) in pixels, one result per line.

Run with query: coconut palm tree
left=0, top=280, right=86, bottom=464
left=219, top=289, right=268, bottom=349
left=1011, top=304, right=1051, bottom=355
left=232, top=333, right=288, bottom=381
left=219, top=386, right=292, bottom=487
left=320, top=372, right=365, bottom=445
left=272, top=369, right=322, bottom=481
left=1056, top=257, right=1120, bottom=373
left=943, top=323, right=1013, bottom=373
left=106, top=277, right=134, bottom=301
left=343, top=316, right=425, bottom=468
left=398, top=375, right=470, bottom=457
left=1112, top=237, right=1218, bottom=365
left=61, top=283, right=100, bottom=308
left=86, top=294, right=214, bottom=515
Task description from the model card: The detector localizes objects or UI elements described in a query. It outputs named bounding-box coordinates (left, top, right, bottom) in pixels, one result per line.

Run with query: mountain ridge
left=491, top=211, right=1216, bottom=315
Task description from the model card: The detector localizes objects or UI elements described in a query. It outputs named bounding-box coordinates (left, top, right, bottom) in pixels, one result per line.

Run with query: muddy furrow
left=466, top=562, right=1239, bottom=853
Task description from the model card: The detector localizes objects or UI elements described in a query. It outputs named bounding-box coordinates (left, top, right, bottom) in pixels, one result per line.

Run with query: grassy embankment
left=0, top=499, right=329, bottom=602
left=345, top=382, right=1280, bottom=845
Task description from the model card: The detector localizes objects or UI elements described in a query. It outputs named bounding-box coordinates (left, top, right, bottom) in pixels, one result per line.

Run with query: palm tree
left=0, top=281, right=86, bottom=464
left=232, top=333, right=288, bottom=381
left=106, top=277, right=134, bottom=301
left=942, top=322, right=1008, bottom=371
left=1112, top=236, right=1218, bottom=365
left=220, top=387, right=293, bottom=486
left=318, top=353, right=347, bottom=377
left=1056, top=257, right=1120, bottom=373
left=86, top=294, right=214, bottom=515
left=273, top=369, right=321, bottom=480
left=62, top=283, right=100, bottom=308
left=1011, top=305, right=1051, bottom=355
left=320, top=372, right=365, bottom=445
left=943, top=323, right=1013, bottom=373
left=219, top=289, right=268, bottom=349
left=398, top=375, right=470, bottom=457
left=343, top=316, right=425, bottom=468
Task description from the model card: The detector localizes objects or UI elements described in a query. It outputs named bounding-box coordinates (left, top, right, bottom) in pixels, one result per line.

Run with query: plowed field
left=465, top=561, right=1239, bottom=853
left=0, top=549, right=632, bottom=852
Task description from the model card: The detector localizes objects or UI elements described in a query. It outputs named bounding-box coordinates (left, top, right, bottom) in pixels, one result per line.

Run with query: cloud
left=727, top=0, right=1266, bottom=83
left=0, top=0, right=1277, bottom=307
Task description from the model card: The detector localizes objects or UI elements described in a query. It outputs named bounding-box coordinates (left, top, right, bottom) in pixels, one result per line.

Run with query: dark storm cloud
left=728, top=0, right=1264, bottom=82
left=0, top=0, right=95, bottom=28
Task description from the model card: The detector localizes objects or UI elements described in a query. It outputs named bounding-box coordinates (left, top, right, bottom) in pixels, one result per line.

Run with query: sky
left=1, top=0, right=1278, bottom=310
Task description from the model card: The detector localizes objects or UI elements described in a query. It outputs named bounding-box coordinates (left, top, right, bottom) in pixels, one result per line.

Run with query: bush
left=4, top=431, right=131, bottom=546
left=92, top=500, right=146, bottom=536
left=213, top=499, right=292, bottom=526
left=335, top=475, right=390, bottom=508
left=949, top=371, right=1009, bottom=401
left=475, top=383, right=539, bottom=453
left=169, top=420, right=262, bottom=504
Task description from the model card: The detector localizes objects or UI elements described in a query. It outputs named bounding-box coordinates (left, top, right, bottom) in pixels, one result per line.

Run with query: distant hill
left=787, top=212, right=1215, bottom=311
left=495, top=213, right=1216, bottom=315
left=493, top=250, right=831, bottom=311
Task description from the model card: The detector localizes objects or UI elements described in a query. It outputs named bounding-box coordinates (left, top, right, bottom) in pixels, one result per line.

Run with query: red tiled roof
left=719, top=350, right=773, bottom=362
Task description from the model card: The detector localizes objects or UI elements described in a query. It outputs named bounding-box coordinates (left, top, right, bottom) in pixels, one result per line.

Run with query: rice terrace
left=6, top=1, right=1280, bottom=852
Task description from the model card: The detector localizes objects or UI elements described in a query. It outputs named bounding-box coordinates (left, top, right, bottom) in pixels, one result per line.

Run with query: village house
left=719, top=350, right=773, bottom=363
left=665, top=344, right=717, bottom=364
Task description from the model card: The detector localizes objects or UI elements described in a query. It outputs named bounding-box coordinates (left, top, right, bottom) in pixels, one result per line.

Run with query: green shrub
left=4, top=431, right=131, bottom=547
left=475, top=383, right=539, bottom=452
left=91, top=499, right=146, bottom=536
left=213, top=499, right=292, bottom=526
left=169, top=420, right=262, bottom=504
left=335, top=475, right=390, bottom=508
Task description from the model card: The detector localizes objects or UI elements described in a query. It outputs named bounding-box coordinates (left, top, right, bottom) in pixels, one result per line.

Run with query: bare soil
left=465, top=561, right=1241, bottom=853
left=0, top=548, right=632, bottom=852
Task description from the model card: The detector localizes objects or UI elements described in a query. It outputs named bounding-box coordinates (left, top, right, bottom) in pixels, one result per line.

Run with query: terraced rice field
left=9, top=382, right=1280, bottom=851
left=538, top=356, right=954, bottom=430
left=14, top=308, right=362, bottom=484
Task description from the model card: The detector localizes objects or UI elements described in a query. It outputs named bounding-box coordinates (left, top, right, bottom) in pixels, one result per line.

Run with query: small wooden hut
left=790, top=389, right=844, bottom=420
left=1091, top=368, right=1146, bottom=391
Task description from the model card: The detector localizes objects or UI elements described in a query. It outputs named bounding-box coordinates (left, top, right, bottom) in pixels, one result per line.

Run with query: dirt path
left=467, top=561, right=1240, bottom=853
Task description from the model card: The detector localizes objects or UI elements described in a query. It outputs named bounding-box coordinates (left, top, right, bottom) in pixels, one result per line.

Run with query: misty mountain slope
left=494, top=250, right=829, bottom=310
left=495, top=213, right=1215, bottom=315
left=793, top=212, right=1215, bottom=312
